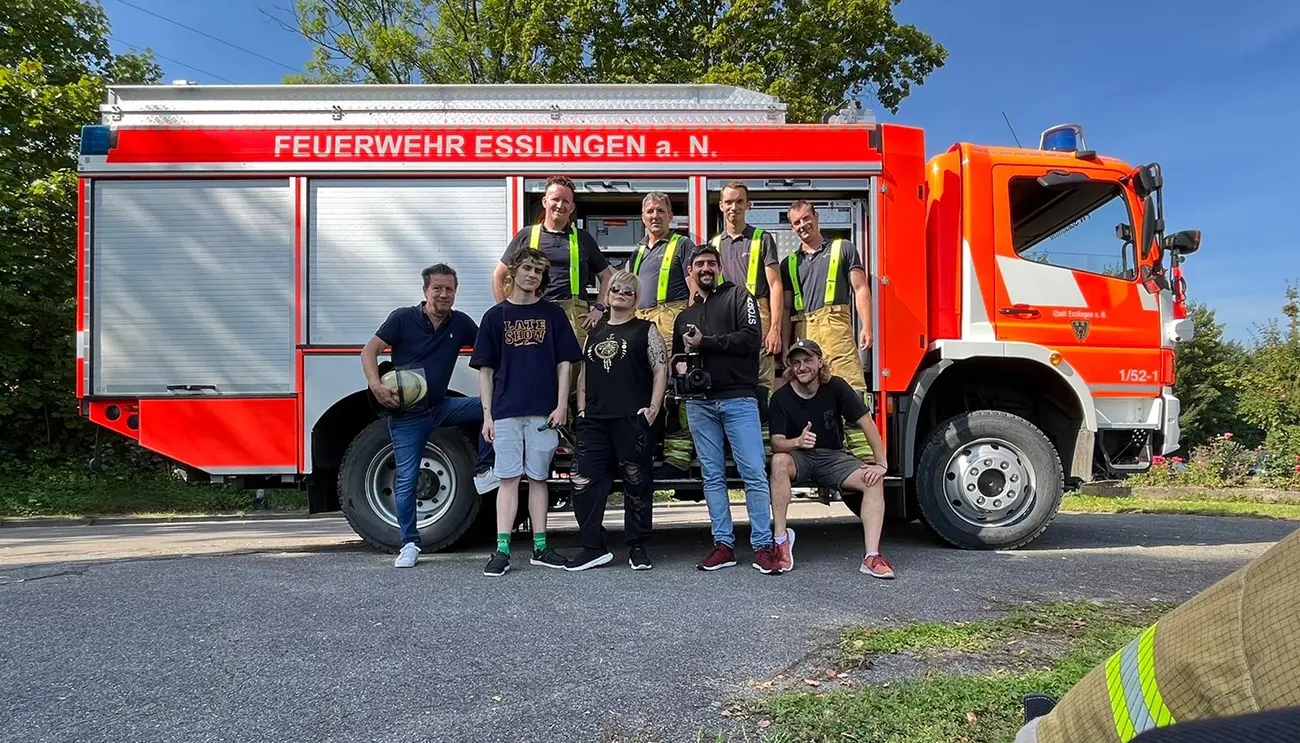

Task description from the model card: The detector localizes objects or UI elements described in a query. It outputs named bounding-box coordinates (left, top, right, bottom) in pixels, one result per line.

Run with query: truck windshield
left=1009, top=176, right=1137, bottom=280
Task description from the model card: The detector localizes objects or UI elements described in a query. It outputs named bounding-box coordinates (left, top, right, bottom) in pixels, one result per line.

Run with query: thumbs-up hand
left=798, top=422, right=818, bottom=450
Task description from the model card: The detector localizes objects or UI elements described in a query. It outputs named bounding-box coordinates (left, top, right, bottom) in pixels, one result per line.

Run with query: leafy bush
left=1129, top=433, right=1261, bottom=488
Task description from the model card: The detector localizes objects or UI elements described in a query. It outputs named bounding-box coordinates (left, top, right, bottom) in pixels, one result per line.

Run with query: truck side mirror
left=1133, top=163, right=1163, bottom=198
left=1164, top=229, right=1201, bottom=255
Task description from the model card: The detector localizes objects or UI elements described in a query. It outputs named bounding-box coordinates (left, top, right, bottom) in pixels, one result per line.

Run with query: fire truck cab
left=75, top=84, right=1197, bottom=553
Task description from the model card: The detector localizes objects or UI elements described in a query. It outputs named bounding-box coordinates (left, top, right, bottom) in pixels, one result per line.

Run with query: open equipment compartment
left=523, top=177, right=692, bottom=302
left=705, top=177, right=878, bottom=390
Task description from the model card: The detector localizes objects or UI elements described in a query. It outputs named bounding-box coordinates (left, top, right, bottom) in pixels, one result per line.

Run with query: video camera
left=668, top=326, right=712, bottom=400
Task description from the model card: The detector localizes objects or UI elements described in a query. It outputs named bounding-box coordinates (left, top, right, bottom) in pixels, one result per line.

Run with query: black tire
left=337, top=418, right=481, bottom=553
left=915, top=410, right=1063, bottom=550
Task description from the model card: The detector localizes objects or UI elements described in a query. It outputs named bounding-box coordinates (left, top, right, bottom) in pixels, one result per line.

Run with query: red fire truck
left=75, top=83, right=1198, bottom=553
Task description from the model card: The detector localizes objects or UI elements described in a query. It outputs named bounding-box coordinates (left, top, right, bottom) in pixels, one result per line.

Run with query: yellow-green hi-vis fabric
left=710, top=229, right=764, bottom=294
left=1020, top=527, right=1300, bottom=743
left=787, top=238, right=845, bottom=313
left=530, top=224, right=580, bottom=296
left=632, top=234, right=683, bottom=302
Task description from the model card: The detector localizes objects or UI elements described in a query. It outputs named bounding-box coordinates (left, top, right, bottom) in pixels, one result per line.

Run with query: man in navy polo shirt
left=362, top=263, right=493, bottom=569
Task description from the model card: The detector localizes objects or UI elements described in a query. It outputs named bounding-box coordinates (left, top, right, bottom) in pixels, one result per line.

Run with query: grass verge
left=0, top=465, right=307, bottom=519
left=1061, top=493, right=1300, bottom=520
left=723, top=601, right=1168, bottom=743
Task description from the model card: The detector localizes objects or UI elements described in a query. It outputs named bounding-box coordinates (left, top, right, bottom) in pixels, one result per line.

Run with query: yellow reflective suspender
left=529, top=223, right=580, bottom=296
left=1104, top=623, right=1176, bottom=742
left=632, top=234, right=682, bottom=302
left=787, top=251, right=804, bottom=312
left=659, top=234, right=681, bottom=301
left=788, top=238, right=846, bottom=314
left=825, top=238, right=844, bottom=306
left=712, top=229, right=765, bottom=294
left=747, top=229, right=764, bottom=295
left=710, top=235, right=724, bottom=285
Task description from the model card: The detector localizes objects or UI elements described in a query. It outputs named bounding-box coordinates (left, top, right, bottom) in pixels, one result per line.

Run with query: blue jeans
left=685, top=396, right=773, bottom=550
left=388, top=397, right=494, bottom=546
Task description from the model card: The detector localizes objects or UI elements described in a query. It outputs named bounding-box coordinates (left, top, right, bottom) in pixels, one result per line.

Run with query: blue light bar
left=1039, top=124, right=1087, bottom=152
left=79, top=125, right=113, bottom=156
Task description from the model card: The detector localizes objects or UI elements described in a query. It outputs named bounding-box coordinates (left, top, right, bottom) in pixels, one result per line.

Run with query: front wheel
left=338, top=418, right=481, bottom=553
left=915, top=410, right=1063, bottom=550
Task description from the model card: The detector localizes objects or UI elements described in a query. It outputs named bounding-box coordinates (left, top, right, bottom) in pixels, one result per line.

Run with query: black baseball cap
left=786, top=339, right=824, bottom=362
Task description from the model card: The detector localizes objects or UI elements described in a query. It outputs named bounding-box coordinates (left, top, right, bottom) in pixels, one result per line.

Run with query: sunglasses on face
left=610, top=285, right=637, bottom=296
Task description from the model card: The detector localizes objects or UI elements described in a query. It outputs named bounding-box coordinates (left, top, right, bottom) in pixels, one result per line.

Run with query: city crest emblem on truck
left=1071, top=320, right=1091, bottom=341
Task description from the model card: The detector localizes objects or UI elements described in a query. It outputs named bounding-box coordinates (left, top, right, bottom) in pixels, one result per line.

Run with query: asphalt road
left=2, top=509, right=1295, bottom=743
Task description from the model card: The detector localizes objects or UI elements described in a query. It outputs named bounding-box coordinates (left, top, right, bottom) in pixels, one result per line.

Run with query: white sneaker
left=474, top=470, right=501, bottom=494
left=394, top=542, right=420, bottom=568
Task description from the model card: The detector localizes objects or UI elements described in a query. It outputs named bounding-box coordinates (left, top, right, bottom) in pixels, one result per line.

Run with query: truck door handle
left=998, top=306, right=1040, bottom=319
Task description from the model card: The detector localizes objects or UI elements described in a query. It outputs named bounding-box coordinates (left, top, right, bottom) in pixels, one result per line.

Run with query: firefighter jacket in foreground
left=1015, top=527, right=1300, bottom=743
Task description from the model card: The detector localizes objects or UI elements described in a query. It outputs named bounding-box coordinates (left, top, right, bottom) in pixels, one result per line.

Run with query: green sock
left=533, top=532, right=547, bottom=552
left=496, top=534, right=510, bottom=555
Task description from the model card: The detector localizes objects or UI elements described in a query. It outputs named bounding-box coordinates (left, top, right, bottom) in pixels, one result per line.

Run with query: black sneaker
left=530, top=546, right=569, bottom=569
left=564, top=548, right=614, bottom=572
left=629, top=545, right=653, bottom=571
left=483, top=550, right=510, bottom=577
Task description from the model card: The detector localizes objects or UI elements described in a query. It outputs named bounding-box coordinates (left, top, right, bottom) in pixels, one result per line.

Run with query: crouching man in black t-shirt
left=565, top=269, right=669, bottom=572
left=768, top=339, right=896, bottom=579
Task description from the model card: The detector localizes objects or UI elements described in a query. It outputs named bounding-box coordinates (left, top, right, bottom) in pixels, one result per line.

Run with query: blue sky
left=102, top=0, right=1300, bottom=342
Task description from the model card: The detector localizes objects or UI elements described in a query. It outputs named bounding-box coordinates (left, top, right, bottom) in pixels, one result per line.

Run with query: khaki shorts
left=790, top=448, right=870, bottom=490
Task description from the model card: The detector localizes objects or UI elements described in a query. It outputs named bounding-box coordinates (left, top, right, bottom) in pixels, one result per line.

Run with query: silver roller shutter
left=91, top=179, right=294, bottom=395
left=308, top=179, right=508, bottom=345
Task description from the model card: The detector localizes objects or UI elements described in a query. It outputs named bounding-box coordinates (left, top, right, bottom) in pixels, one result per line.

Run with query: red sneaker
left=860, top=553, right=896, bottom=579
left=775, top=527, right=796, bottom=571
left=697, top=543, right=737, bottom=571
left=752, top=545, right=784, bottom=575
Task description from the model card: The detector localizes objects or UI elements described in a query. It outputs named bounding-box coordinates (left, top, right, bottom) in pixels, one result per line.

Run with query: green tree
left=1172, top=302, right=1250, bottom=449
left=277, top=0, right=947, bottom=120
left=1232, top=284, right=1300, bottom=479
left=0, top=0, right=161, bottom=462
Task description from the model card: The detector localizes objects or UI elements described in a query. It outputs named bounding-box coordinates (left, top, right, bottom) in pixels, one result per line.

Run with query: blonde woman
left=566, top=269, right=668, bottom=571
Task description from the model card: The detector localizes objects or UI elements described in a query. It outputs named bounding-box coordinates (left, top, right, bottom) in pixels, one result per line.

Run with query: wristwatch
left=592, top=303, right=607, bottom=314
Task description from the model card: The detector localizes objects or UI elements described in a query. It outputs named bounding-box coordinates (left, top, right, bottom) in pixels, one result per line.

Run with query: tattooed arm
left=642, top=325, right=668, bottom=423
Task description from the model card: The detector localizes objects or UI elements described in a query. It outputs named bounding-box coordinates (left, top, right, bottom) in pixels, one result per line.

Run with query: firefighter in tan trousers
left=494, top=174, right=613, bottom=351
left=781, top=199, right=874, bottom=460
left=631, top=191, right=697, bottom=471
left=1014, top=526, right=1300, bottom=743
left=709, top=181, right=783, bottom=458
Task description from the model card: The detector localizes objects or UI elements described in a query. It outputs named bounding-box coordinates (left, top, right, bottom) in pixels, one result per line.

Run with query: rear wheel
left=915, top=410, right=1063, bottom=550
left=338, top=418, right=480, bottom=553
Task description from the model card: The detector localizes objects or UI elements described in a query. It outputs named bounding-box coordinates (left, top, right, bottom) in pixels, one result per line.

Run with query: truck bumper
left=1159, top=388, right=1181, bottom=455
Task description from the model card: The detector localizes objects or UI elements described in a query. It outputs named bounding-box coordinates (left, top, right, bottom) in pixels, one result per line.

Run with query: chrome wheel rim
left=364, top=441, right=457, bottom=530
left=941, top=438, right=1036, bottom=527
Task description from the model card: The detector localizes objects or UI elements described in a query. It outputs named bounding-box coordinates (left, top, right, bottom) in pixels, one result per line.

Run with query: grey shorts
left=790, top=448, right=869, bottom=490
left=493, top=416, right=558, bottom=481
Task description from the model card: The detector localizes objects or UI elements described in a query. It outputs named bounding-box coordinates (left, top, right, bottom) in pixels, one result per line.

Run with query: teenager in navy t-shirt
left=470, top=250, right=583, bottom=577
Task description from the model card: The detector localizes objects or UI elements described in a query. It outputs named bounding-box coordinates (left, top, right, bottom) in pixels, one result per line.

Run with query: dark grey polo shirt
left=712, top=225, right=779, bottom=300
left=632, top=233, right=696, bottom=309
left=780, top=239, right=865, bottom=314
left=501, top=223, right=608, bottom=303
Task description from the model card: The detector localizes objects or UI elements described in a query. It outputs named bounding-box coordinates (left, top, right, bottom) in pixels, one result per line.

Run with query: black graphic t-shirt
left=768, top=376, right=870, bottom=451
left=470, top=299, right=583, bottom=420
left=582, top=317, right=655, bottom=418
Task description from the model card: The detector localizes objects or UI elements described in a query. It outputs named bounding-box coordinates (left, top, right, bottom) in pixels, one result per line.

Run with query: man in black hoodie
left=671, top=243, right=783, bottom=574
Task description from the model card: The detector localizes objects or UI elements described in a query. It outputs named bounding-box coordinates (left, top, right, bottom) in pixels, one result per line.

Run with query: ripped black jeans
left=571, top=415, right=654, bottom=550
